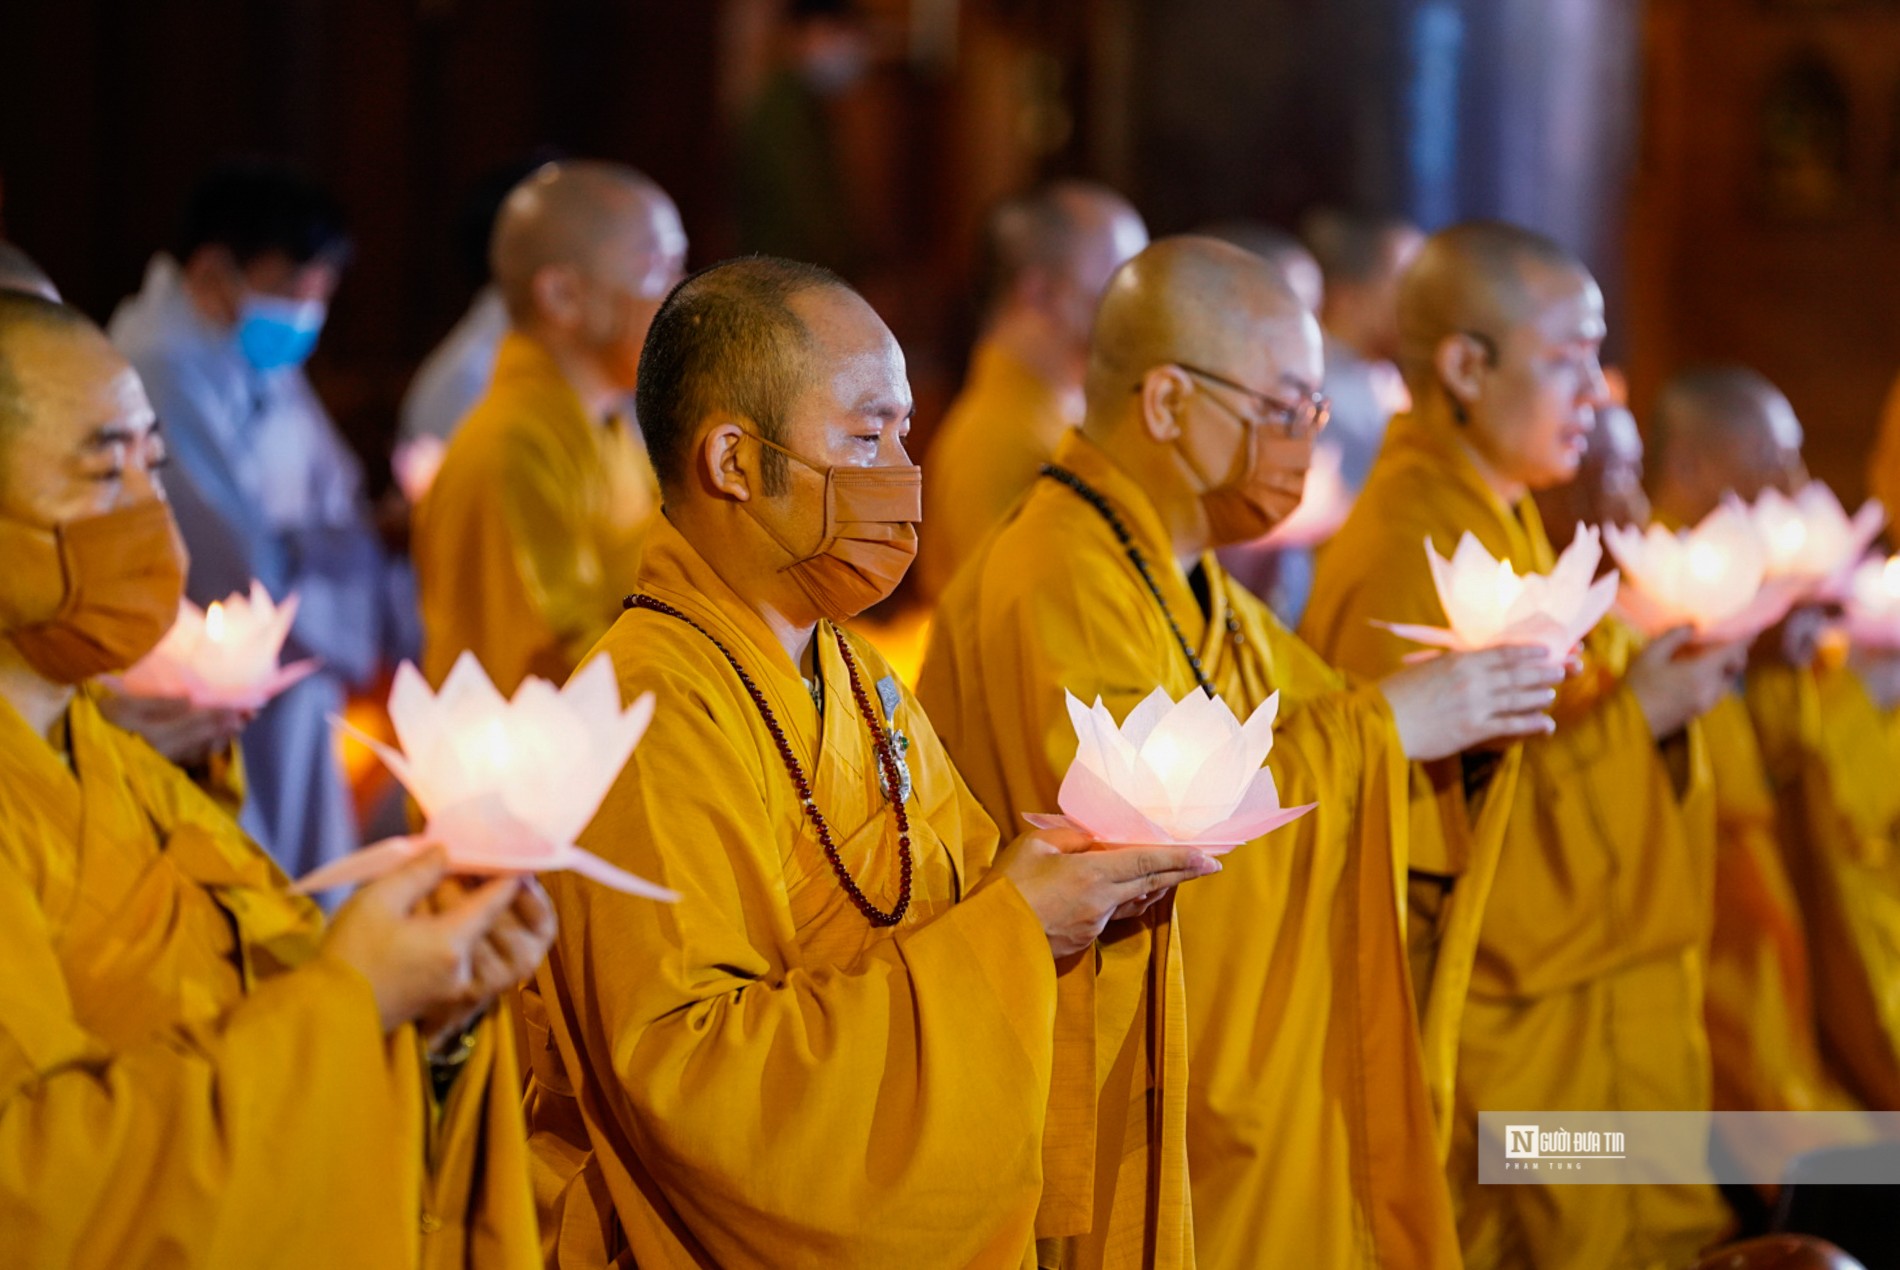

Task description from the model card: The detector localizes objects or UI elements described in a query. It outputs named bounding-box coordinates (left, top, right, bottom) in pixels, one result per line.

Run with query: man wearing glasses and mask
left=414, top=160, right=688, bottom=695
left=917, top=236, right=1565, bottom=1268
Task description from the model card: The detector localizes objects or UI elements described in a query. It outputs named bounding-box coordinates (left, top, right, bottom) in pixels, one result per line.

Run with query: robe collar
left=1380, top=410, right=1557, bottom=572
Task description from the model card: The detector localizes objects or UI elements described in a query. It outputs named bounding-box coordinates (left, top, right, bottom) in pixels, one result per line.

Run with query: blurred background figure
left=107, top=160, right=415, bottom=884
left=736, top=0, right=872, bottom=274
left=396, top=155, right=561, bottom=452
left=413, top=160, right=685, bottom=697
left=1301, top=209, right=1423, bottom=491
left=917, top=179, right=1146, bottom=604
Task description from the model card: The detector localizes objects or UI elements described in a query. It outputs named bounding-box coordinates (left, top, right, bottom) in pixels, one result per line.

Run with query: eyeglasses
left=1161, top=363, right=1330, bottom=438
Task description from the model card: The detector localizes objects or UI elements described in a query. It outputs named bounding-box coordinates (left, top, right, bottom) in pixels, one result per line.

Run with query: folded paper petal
left=1056, top=758, right=1176, bottom=846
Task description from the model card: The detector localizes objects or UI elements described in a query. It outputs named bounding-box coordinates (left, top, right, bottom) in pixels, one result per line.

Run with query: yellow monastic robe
left=521, top=516, right=1061, bottom=1269
left=1701, top=690, right=1856, bottom=1118
left=414, top=331, right=657, bottom=694
left=0, top=688, right=536, bottom=1268
left=917, top=340, right=1075, bottom=603
left=917, top=429, right=1465, bottom=1270
left=1303, top=411, right=1729, bottom=1270
left=1747, top=658, right=1900, bottom=1110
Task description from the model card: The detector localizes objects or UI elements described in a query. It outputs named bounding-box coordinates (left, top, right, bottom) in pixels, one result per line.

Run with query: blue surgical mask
left=235, top=294, right=327, bottom=372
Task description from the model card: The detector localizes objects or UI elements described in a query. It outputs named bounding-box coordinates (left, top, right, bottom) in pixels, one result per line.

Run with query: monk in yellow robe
left=415, top=160, right=687, bottom=693
left=917, top=181, right=1147, bottom=603
left=0, top=291, right=552, bottom=1267
left=1304, top=222, right=1746, bottom=1270
left=1654, top=366, right=1900, bottom=1114
left=918, top=237, right=1565, bottom=1269
left=520, top=256, right=1221, bottom=1268
left=1640, top=372, right=1862, bottom=1134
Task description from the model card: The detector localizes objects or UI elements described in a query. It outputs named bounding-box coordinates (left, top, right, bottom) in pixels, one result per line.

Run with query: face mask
left=0, top=499, right=189, bottom=683
left=1180, top=419, right=1316, bottom=546
left=741, top=432, right=922, bottom=621
left=235, top=293, right=327, bottom=372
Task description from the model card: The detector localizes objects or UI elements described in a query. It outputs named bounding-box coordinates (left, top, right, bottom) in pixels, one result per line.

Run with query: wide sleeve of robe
left=1747, top=660, right=1900, bottom=1108
left=527, top=589, right=1059, bottom=1269
left=917, top=438, right=1458, bottom=1269
left=0, top=692, right=537, bottom=1269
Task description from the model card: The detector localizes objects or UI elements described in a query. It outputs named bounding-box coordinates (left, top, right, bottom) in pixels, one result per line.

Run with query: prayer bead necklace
left=625, top=593, right=914, bottom=927
left=1040, top=463, right=1228, bottom=698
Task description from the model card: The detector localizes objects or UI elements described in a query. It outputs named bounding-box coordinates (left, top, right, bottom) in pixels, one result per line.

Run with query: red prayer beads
left=626, top=594, right=914, bottom=927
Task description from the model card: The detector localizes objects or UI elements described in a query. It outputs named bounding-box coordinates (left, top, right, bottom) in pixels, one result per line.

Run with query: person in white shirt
left=109, top=159, right=413, bottom=887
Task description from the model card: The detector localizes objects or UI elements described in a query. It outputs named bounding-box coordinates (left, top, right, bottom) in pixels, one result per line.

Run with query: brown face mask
left=1181, top=418, right=1317, bottom=546
left=742, top=432, right=922, bottom=621
left=0, top=499, right=189, bottom=683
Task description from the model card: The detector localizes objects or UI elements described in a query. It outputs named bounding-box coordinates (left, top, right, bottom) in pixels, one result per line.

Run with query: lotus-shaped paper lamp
left=1376, top=527, right=1619, bottom=663
left=1603, top=503, right=1797, bottom=643
left=114, top=582, right=319, bottom=709
left=1746, top=483, right=1885, bottom=596
left=1843, top=553, right=1900, bottom=651
left=296, top=651, right=676, bottom=900
left=1023, top=687, right=1316, bottom=852
left=1263, top=441, right=1353, bottom=548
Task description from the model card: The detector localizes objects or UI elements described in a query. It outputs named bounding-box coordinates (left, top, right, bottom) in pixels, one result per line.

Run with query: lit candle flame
left=204, top=601, right=226, bottom=644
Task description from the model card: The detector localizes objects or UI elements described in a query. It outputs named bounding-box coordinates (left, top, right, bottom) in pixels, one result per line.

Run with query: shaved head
left=1086, top=235, right=1317, bottom=417
left=0, top=242, right=58, bottom=302
left=1396, top=220, right=1610, bottom=494
left=636, top=255, right=858, bottom=494
left=983, top=180, right=1147, bottom=312
left=1199, top=221, right=1323, bottom=315
left=1649, top=365, right=1807, bottom=520
left=1397, top=220, right=1589, bottom=390
left=489, top=160, right=687, bottom=395
left=0, top=292, right=99, bottom=442
left=0, top=293, right=163, bottom=537
left=1080, top=235, right=1324, bottom=552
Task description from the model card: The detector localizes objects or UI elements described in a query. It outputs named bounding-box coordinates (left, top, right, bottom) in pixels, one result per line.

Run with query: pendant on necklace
left=877, top=675, right=914, bottom=806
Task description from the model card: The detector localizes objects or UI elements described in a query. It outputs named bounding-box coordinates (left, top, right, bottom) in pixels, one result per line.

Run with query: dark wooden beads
left=627, top=593, right=914, bottom=928
left=1040, top=463, right=1221, bottom=699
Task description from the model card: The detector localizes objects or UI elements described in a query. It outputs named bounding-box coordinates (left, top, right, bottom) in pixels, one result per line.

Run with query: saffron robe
left=0, top=688, right=536, bottom=1268
left=917, top=340, right=1076, bottom=604
left=1747, top=659, right=1900, bottom=1110
left=415, top=331, right=657, bottom=695
left=917, top=429, right=1470, bottom=1269
left=1303, top=411, right=1729, bottom=1270
left=521, top=516, right=1062, bottom=1268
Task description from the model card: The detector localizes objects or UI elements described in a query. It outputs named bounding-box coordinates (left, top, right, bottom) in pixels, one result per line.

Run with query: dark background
left=3, top=0, right=1898, bottom=500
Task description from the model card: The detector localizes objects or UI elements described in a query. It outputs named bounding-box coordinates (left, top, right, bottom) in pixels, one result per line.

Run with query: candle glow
left=1375, top=526, right=1619, bottom=663
left=1743, top=483, right=1885, bottom=598
left=1842, top=552, right=1900, bottom=651
left=1603, top=502, right=1798, bottom=643
left=295, top=652, right=677, bottom=899
left=114, top=582, right=319, bottom=710
left=1023, top=687, right=1316, bottom=851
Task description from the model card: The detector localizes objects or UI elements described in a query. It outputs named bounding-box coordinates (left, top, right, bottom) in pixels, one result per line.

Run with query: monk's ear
left=1135, top=366, right=1194, bottom=444
left=1434, top=334, right=1488, bottom=420
left=530, top=264, right=585, bottom=330
left=696, top=414, right=754, bottom=503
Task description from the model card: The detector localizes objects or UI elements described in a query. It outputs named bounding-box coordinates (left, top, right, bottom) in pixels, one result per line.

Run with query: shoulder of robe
left=594, top=605, right=773, bottom=741
left=968, top=498, right=1148, bottom=627
left=101, top=704, right=289, bottom=873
